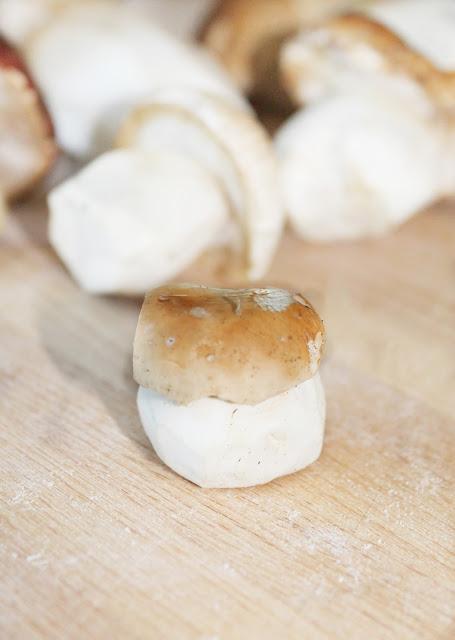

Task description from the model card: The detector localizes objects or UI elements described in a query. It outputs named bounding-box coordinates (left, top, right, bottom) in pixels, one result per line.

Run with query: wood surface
left=0, top=196, right=454, bottom=640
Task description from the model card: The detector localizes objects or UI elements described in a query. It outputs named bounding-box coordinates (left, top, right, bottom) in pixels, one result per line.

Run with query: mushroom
left=0, top=0, right=219, bottom=46
left=0, top=35, right=56, bottom=202
left=202, top=0, right=370, bottom=104
left=49, top=88, right=283, bottom=294
left=0, top=0, right=70, bottom=47
left=276, top=0, right=455, bottom=241
left=134, top=284, right=326, bottom=488
left=23, top=0, right=246, bottom=158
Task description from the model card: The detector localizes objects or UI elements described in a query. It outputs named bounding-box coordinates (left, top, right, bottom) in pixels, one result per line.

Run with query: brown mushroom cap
left=282, top=13, right=455, bottom=113
left=134, top=284, right=325, bottom=405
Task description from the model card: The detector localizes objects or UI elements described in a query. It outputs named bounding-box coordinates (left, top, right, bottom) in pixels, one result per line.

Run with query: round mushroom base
left=137, top=374, right=325, bottom=489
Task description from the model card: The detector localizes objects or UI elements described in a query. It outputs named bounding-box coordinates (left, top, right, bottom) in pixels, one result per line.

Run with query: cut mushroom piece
left=24, top=1, right=245, bottom=158
left=275, top=92, right=448, bottom=241
left=203, top=0, right=370, bottom=100
left=117, top=88, right=284, bottom=280
left=134, top=284, right=326, bottom=488
left=48, top=149, right=230, bottom=294
left=0, top=36, right=56, bottom=200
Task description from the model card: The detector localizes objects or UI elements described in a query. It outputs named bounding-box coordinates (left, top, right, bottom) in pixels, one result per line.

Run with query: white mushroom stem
left=117, top=88, right=283, bottom=280
left=24, top=1, right=245, bottom=158
left=137, top=373, right=326, bottom=489
left=275, top=91, right=448, bottom=241
left=48, top=149, right=230, bottom=294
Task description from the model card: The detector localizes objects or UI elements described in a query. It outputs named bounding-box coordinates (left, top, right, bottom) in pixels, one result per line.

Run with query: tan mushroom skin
left=134, top=284, right=325, bottom=405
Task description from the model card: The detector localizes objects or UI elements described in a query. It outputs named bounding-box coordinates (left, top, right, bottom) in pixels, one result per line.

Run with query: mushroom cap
left=133, top=284, right=325, bottom=405
left=24, top=1, right=245, bottom=158
left=281, top=8, right=455, bottom=112
left=117, top=88, right=283, bottom=281
left=137, top=374, right=325, bottom=488
left=203, top=0, right=370, bottom=94
left=0, top=36, right=56, bottom=199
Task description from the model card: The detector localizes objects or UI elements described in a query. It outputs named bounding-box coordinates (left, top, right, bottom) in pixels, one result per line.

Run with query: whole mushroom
left=134, top=284, right=326, bottom=488
left=276, top=0, right=455, bottom=241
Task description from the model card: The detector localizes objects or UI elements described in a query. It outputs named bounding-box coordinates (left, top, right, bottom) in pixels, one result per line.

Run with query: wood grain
left=1, top=198, right=454, bottom=640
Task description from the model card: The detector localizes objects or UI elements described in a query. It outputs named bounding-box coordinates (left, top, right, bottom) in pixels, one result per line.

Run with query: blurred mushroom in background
left=19, top=1, right=245, bottom=159
left=275, top=0, right=455, bottom=241
left=48, top=88, right=283, bottom=295
left=203, top=0, right=371, bottom=108
left=0, top=0, right=218, bottom=45
left=0, top=35, right=56, bottom=226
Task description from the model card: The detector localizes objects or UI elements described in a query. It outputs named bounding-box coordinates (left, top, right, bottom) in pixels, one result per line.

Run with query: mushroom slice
left=275, top=92, right=446, bottom=241
left=117, top=88, right=283, bottom=280
left=0, top=36, right=56, bottom=199
left=48, top=149, right=230, bottom=294
left=24, top=1, right=245, bottom=158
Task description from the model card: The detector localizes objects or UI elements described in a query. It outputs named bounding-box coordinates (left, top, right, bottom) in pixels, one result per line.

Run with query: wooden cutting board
left=1, top=198, right=454, bottom=640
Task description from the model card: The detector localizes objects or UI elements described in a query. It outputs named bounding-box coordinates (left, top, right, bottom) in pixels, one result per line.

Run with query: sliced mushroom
left=0, top=36, right=56, bottom=200
left=24, top=1, right=245, bottom=159
left=117, top=88, right=283, bottom=280
left=276, top=0, right=455, bottom=241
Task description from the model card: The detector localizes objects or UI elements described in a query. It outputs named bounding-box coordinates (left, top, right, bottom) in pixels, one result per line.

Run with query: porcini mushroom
left=134, top=284, right=326, bottom=488
left=203, top=0, right=370, bottom=103
left=0, top=35, right=56, bottom=200
left=24, top=1, right=245, bottom=158
left=49, top=88, right=283, bottom=294
left=276, top=0, right=455, bottom=240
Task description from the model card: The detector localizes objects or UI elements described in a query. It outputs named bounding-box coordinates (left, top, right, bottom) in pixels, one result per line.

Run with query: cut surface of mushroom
left=117, top=88, right=284, bottom=280
left=24, top=1, right=245, bottom=158
left=48, top=149, right=230, bottom=294
left=0, top=37, right=56, bottom=199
